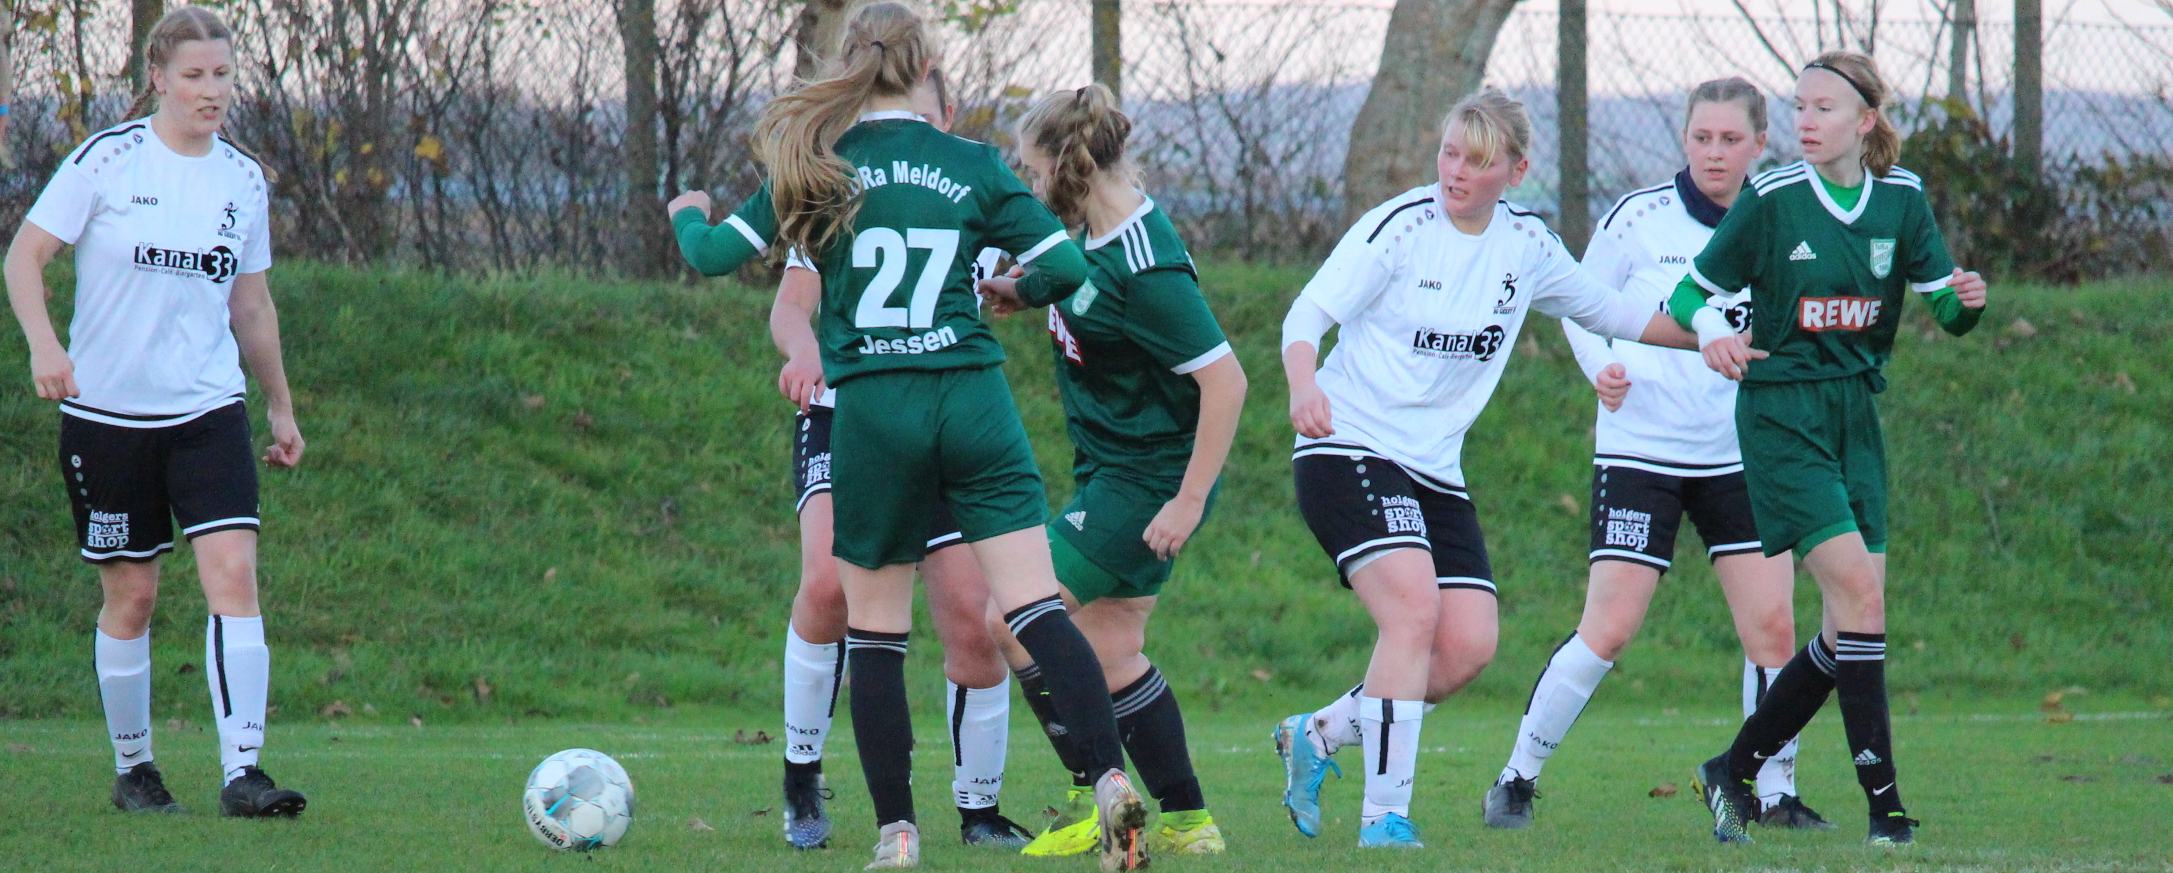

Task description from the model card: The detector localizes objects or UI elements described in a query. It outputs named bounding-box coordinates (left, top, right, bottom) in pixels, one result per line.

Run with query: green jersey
left=673, top=111, right=1084, bottom=385
left=1046, top=198, right=1231, bottom=479
left=1673, top=162, right=1978, bottom=384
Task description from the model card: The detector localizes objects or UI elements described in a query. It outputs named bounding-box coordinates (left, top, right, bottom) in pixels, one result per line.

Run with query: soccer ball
left=523, top=748, right=635, bottom=851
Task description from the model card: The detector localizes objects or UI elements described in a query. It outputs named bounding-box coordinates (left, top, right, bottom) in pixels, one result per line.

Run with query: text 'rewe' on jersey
left=26, top=118, right=273, bottom=426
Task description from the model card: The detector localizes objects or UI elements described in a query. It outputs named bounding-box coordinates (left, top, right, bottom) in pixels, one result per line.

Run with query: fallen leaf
left=2059, top=774, right=2096, bottom=783
left=363, top=703, right=379, bottom=716
left=2046, top=710, right=2074, bottom=724
left=1649, top=782, right=1678, bottom=798
left=177, top=662, right=197, bottom=675
left=409, top=715, right=425, bottom=728
left=733, top=729, right=773, bottom=745
left=2155, top=774, right=2173, bottom=785
left=521, top=393, right=546, bottom=410
left=320, top=700, right=353, bottom=719
left=2041, top=690, right=2065, bottom=711
left=573, top=410, right=594, bottom=430
left=747, top=807, right=771, bottom=817
left=688, top=816, right=716, bottom=831
left=1556, top=493, right=1580, bottom=515
left=2113, top=372, right=2137, bottom=394
left=473, top=676, right=493, bottom=704
left=1250, top=669, right=1273, bottom=682
left=543, top=567, right=558, bottom=584
left=2009, top=317, right=2037, bottom=338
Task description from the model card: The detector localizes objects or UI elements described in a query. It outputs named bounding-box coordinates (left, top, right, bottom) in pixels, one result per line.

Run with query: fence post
left=1946, top=0, right=1973, bottom=102
left=621, top=0, right=665, bottom=275
left=2013, top=0, right=2041, bottom=179
left=1092, top=0, right=1121, bottom=104
left=129, top=0, right=164, bottom=91
left=1556, top=0, right=1589, bottom=254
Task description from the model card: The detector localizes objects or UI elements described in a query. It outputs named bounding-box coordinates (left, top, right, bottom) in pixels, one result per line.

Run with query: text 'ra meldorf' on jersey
left=850, top=160, right=975, bottom=204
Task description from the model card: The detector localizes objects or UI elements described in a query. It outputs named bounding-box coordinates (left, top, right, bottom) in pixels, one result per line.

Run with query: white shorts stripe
left=1334, top=535, right=1430, bottom=567
left=1436, top=576, right=1496, bottom=592
left=1590, top=548, right=1670, bottom=568
left=182, top=517, right=260, bottom=536
left=60, top=403, right=228, bottom=429
left=924, top=531, right=965, bottom=550
left=82, top=542, right=175, bottom=561
left=1705, top=540, right=1762, bottom=556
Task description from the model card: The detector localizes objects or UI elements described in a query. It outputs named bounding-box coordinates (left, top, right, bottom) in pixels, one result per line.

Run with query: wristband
left=1690, top=307, right=1734, bottom=349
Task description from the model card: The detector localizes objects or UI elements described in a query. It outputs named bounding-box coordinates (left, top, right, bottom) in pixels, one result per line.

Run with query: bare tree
left=1946, top=0, right=1974, bottom=102
left=2015, top=0, right=2042, bottom=178
left=621, top=0, right=665, bottom=275
left=1341, top=0, right=1519, bottom=222
left=1092, top=0, right=1120, bottom=103
left=794, top=0, right=851, bottom=80
left=1558, top=0, right=1589, bottom=251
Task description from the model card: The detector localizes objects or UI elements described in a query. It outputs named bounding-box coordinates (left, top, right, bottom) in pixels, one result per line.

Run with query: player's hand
left=1143, top=493, right=1206, bottom=560
left=1595, top=362, right=1631, bottom=412
left=666, top=190, right=712, bottom=220
left=778, top=355, right=826, bottom=411
left=1700, top=334, right=1767, bottom=382
left=1289, top=381, right=1334, bottom=438
left=263, top=409, right=305, bottom=468
left=977, top=273, right=1025, bottom=317
left=29, top=344, right=78, bottom=400
left=1949, top=268, right=1987, bottom=309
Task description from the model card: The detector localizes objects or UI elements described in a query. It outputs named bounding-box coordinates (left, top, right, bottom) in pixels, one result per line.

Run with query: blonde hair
left=124, top=7, right=273, bottom=180
left=1805, top=51, right=1901, bottom=176
left=752, top=2, right=932, bottom=261
left=1686, top=76, right=1768, bottom=135
left=1016, top=83, right=1132, bottom=228
left=1440, top=88, right=1531, bottom=169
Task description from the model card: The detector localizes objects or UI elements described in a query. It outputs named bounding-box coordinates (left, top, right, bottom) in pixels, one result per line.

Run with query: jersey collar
left=1081, top=194, right=1156, bottom=250
left=856, top=110, right=927, bottom=124
left=1672, top=167, right=1731, bottom=229
left=1808, top=162, right=1874, bottom=225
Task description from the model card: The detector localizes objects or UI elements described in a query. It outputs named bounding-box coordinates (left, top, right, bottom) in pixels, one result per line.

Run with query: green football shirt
left=1046, top=198, right=1231, bottom=479
left=673, top=111, right=1083, bottom=385
left=1674, top=162, right=1969, bottom=384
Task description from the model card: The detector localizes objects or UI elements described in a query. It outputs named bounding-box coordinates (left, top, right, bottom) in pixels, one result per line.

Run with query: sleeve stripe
left=1014, top=230, right=1069, bottom=266
left=1687, top=262, right=1729, bottom=296
left=1600, top=183, right=1670, bottom=230
left=1169, top=341, right=1233, bottom=375
left=1364, top=196, right=1435, bottom=243
left=1910, top=276, right=1951, bottom=294
left=723, top=214, right=768, bottom=253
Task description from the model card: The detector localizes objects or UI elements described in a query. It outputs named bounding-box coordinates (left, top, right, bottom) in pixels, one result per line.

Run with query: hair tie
left=870, top=40, right=887, bottom=53
left=1803, top=61, right=1877, bottom=108
left=1074, top=86, right=1090, bottom=104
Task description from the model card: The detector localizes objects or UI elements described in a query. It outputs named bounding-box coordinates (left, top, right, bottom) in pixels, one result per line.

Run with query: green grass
left=3, top=696, right=2168, bottom=871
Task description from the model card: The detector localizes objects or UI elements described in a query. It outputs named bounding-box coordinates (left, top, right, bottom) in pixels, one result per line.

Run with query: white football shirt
left=1293, top=185, right=1652, bottom=490
left=26, top=118, right=273, bottom=426
left=1561, top=170, right=1754, bottom=475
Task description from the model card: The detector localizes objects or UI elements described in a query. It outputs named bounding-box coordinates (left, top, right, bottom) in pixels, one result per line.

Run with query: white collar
left=1809, top=163, right=1874, bottom=224
left=1082, top=195, right=1156, bottom=250
left=857, top=110, right=926, bottom=124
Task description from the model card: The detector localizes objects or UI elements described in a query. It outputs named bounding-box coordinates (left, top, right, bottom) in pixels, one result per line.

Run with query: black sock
left=845, top=628, right=914, bottom=826
left=1834, top=632, right=1903, bottom=816
left=1726, top=636, right=1837, bottom=781
left=1112, top=666, right=1204, bottom=813
left=1014, top=663, right=1094, bottom=787
left=1004, top=597, right=1123, bottom=777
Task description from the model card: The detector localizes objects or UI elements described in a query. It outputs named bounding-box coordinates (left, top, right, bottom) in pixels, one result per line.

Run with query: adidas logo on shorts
left=1854, top=748, right=1883, bottom=767
left=1789, top=241, right=1817, bottom=261
left=1065, top=510, right=1086, bottom=530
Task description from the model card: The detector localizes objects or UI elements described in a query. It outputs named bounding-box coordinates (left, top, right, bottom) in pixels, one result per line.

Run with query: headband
left=1803, top=62, right=1877, bottom=108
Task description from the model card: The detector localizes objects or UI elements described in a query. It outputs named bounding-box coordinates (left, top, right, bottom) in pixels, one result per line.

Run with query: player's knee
left=1741, top=607, right=1796, bottom=663
left=197, top=547, right=258, bottom=594
left=100, top=578, right=159, bottom=632
left=1577, top=620, right=1634, bottom=661
left=1379, top=607, right=1440, bottom=649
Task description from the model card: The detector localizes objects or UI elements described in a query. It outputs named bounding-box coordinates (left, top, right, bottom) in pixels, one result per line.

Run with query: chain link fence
left=3, top=0, right=2168, bottom=271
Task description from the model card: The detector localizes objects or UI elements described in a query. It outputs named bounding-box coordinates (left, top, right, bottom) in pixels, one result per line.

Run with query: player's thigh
left=1293, top=449, right=1432, bottom=589
left=1587, top=464, right=1687, bottom=575
left=1737, top=382, right=1855, bottom=556
left=1432, top=585, right=1500, bottom=669
left=933, top=366, right=1048, bottom=547
left=966, top=526, right=1064, bottom=614
left=1578, top=560, right=1662, bottom=659
left=1071, top=594, right=1156, bottom=663
left=922, top=543, right=999, bottom=654
left=1050, top=471, right=1180, bottom=605
left=836, top=561, right=918, bottom=634
left=165, top=402, right=261, bottom=551
left=61, top=411, right=175, bottom=565
left=829, top=374, right=943, bottom=571
left=1839, top=382, right=1891, bottom=553
left=1348, top=548, right=1442, bottom=640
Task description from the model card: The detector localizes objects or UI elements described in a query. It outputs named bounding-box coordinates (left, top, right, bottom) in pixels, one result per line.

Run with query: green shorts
left=1047, top=468, right=1204, bottom=603
left=829, top=366, right=1046, bottom=569
left=1735, top=375, right=1889, bottom=557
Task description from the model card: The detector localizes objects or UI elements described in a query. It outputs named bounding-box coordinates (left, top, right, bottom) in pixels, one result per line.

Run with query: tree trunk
left=1946, top=0, right=1973, bottom=102
left=1556, top=0, right=1589, bottom=252
left=2013, top=0, right=2041, bottom=179
left=794, top=0, right=853, bottom=80
left=1340, top=0, right=1519, bottom=223
left=1093, top=0, right=1122, bottom=104
left=621, top=0, right=664, bottom=275
left=129, top=0, right=163, bottom=91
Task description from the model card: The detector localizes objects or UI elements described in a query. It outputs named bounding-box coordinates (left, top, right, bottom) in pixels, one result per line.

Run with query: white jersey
left=26, top=119, right=272, bottom=426
left=1561, top=170, right=1754, bottom=475
left=1295, top=185, right=1652, bottom=489
left=806, top=246, right=1005, bottom=408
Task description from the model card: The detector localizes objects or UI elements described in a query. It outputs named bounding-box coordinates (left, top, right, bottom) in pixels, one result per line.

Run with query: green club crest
left=1869, top=238, right=1896, bottom=279
left=1070, top=279, right=1100, bottom=315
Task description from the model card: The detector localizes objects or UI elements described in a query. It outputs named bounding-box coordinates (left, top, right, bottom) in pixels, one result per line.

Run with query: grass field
left=5, top=696, right=2168, bottom=871
left=1, top=261, right=2169, bottom=868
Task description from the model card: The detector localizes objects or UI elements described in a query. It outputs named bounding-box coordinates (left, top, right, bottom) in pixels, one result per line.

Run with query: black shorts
left=60, top=401, right=259, bottom=564
left=794, top=405, right=963, bottom=552
left=1587, top=463, right=1764, bottom=572
left=1292, top=446, right=1494, bottom=594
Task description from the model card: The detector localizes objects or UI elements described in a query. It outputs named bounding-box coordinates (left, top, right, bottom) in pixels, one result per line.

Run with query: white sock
left=205, top=615, right=269, bottom=785
left=1358, top=696, right=1425, bottom=824
left=1306, top=683, right=1365, bottom=756
left=782, top=623, right=843, bottom=765
left=946, top=677, right=1010, bottom=809
left=96, top=629, right=154, bottom=773
left=1745, top=660, right=1798, bottom=806
left=1500, top=633, right=1613, bottom=784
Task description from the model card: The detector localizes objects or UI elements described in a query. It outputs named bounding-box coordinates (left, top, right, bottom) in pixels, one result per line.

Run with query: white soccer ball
left=523, top=748, right=635, bottom=851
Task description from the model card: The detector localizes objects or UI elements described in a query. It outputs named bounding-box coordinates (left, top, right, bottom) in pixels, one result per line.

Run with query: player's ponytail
left=1017, top=82, right=1132, bottom=228
left=125, top=7, right=278, bottom=183
left=1806, top=51, right=1900, bottom=177
left=754, top=1, right=931, bottom=262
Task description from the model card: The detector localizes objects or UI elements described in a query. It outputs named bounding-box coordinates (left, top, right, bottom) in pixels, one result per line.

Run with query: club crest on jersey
left=133, top=243, right=239, bottom=283
left=1411, top=325, right=1506, bottom=361
left=1869, top=238, right=1896, bottom=278
left=1070, top=279, right=1100, bottom=315
left=1797, top=296, right=1883, bottom=332
left=1494, top=273, right=1519, bottom=313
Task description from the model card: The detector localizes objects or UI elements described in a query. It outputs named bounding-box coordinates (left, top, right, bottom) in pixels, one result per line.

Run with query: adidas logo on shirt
left=1788, top=241, right=1817, bottom=261
left=1065, top=511, right=1086, bottom=530
left=1854, top=748, right=1884, bottom=767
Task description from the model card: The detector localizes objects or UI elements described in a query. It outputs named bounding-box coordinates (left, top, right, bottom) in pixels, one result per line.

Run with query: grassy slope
left=1, top=262, right=2168, bottom=725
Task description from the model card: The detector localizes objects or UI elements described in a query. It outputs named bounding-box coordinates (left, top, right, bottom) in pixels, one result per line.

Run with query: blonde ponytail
left=1016, top=83, right=1132, bottom=228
